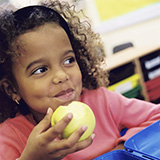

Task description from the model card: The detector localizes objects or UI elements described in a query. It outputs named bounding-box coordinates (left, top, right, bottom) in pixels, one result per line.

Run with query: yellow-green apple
left=51, top=101, right=96, bottom=142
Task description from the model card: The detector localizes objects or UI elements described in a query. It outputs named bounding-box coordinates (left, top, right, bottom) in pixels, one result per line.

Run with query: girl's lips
left=54, top=88, right=75, bottom=100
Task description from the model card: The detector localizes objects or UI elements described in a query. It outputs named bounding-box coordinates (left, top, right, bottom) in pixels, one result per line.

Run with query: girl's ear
left=0, top=78, right=21, bottom=102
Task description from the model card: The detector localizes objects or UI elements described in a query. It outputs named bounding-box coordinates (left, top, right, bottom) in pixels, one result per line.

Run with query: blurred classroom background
left=68, top=0, right=160, bottom=104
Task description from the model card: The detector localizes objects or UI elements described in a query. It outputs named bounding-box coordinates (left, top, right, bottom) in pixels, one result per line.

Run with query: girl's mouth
left=55, top=88, right=75, bottom=100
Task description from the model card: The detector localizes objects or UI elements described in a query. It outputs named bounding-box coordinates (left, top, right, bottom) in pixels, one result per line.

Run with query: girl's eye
left=64, top=57, right=75, bottom=65
left=32, top=67, right=48, bottom=75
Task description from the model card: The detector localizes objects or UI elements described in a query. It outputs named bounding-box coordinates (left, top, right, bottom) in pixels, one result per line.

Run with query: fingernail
left=82, top=125, right=88, bottom=132
left=91, top=134, right=95, bottom=140
left=47, top=107, right=52, bottom=114
left=67, top=113, right=73, bottom=119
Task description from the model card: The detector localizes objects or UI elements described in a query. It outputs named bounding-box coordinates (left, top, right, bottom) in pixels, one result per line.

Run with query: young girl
left=0, top=1, right=160, bottom=160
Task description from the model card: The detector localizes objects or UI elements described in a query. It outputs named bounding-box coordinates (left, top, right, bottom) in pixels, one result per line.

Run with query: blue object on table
left=94, top=120, right=160, bottom=160
left=94, top=150, right=145, bottom=160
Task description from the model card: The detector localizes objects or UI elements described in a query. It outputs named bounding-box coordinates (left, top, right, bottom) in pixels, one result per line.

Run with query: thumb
left=34, top=108, right=53, bottom=134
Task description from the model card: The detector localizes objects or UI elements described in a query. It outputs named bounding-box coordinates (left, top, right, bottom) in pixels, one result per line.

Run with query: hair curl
left=0, top=0, right=109, bottom=123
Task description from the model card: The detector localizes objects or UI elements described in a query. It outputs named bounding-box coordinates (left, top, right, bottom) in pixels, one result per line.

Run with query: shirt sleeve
left=103, top=88, right=160, bottom=144
left=0, top=123, right=23, bottom=160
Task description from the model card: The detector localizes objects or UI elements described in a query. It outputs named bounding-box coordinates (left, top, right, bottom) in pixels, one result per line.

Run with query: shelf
left=105, top=45, right=160, bottom=102
left=105, top=46, right=160, bottom=71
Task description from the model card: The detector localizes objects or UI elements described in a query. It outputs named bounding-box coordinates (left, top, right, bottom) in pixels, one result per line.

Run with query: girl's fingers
left=48, top=124, right=93, bottom=151
left=42, top=112, right=73, bottom=142
left=33, top=108, right=53, bottom=134
left=47, top=133, right=95, bottom=159
left=66, top=125, right=88, bottom=144
left=74, top=133, right=95, bottom=151
left=31, top=108, right=94, bottom=156
left=64, top=133, right=95, bottom=154
left=31, top=109, right=94, bottom=158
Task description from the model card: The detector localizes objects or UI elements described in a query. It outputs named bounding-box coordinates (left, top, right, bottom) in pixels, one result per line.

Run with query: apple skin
left=51, top=101, right=96, bottom=142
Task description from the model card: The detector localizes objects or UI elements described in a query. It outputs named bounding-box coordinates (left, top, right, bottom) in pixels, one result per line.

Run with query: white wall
left=101, top=17, right=160, bottom=57
left=84, top=0, right=160, bottom=57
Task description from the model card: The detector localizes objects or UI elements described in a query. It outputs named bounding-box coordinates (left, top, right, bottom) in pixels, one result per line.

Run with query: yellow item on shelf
left=107, top=74, right=140, bottom=94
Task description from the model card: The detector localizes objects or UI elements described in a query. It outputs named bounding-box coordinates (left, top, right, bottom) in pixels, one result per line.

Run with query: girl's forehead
left=12, top=23, right=63, bottom=56
left=15, top=23, right=67, bottom=48
left=12, top=23, right=72, bottom=61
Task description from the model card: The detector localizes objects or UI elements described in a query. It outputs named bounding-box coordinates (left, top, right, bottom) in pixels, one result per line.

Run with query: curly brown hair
left=0, top=0, right=109, bottom=122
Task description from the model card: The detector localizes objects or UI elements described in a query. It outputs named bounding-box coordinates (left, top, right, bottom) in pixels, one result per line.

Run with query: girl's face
left=12, top=23, right=82, bottom=121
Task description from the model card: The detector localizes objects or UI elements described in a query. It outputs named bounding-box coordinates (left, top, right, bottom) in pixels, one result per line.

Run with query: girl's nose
left=52, top=71, right=69, bottom=84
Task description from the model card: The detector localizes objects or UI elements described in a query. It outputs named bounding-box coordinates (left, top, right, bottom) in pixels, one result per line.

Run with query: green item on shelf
left=123, top=85, right=142, bottom=98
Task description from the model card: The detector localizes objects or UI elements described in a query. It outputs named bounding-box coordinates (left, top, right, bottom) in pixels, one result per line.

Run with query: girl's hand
left=19, top=108, right=94, bottom=160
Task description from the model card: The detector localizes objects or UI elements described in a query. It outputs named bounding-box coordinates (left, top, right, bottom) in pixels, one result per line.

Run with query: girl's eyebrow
left=65, top=50, right=74, bottom=55
left=26, top=50, right=74, bottom=71
left=26, top=58, right=44, bottom=71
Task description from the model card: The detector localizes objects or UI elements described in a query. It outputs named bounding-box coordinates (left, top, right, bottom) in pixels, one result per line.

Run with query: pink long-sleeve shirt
left=1, top=87, right=160, bottom=160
